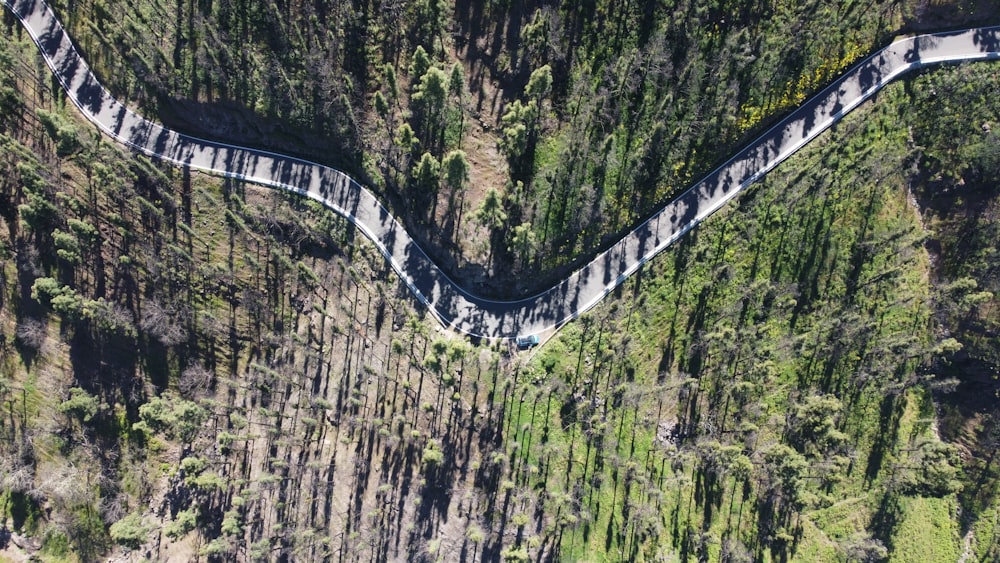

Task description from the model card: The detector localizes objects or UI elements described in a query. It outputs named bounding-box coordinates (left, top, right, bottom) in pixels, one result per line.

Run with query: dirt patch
left=0, top=532, right=36, bottom=563
left=421, top=41, right=514, bottom=280
left=433, top=118, right=508, bottom=269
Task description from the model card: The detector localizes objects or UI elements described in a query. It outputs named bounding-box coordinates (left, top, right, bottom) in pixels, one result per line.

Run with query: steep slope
left=39, top=0, right=989, bottom=294
left=7, top=0, right=1000, bottom=341
left=1, top=6, right=999, bottom=563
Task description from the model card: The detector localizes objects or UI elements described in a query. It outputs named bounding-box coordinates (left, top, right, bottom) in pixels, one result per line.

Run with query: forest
left=42, top=0, right=947, bottom=294
left=1, top=0, right=1000, bottom=562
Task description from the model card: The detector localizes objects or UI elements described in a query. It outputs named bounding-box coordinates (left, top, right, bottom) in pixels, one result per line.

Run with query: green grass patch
left=891, top=496, right=962, bottom=563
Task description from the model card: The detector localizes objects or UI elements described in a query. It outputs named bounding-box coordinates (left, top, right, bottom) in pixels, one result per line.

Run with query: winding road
left=5, top=0, right=1000, bottom=339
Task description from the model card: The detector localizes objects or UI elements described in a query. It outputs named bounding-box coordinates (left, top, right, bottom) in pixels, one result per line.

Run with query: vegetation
left=1, top=1, right=999, bottom=562
left=41, top=0, right=997, bottom=294
left=489, top=62, right=1000, bottom=561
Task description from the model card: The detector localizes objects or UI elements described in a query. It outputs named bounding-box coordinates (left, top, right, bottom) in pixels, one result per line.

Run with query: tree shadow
left=864, top=393, right=903, bottom=486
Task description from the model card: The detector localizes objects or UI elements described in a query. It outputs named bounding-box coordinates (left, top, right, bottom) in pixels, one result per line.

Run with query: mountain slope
left=1, top=5, right=999, bottom=563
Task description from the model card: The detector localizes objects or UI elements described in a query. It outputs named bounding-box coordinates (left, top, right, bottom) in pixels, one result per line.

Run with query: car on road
left=516, top=335, right=540, bottom=349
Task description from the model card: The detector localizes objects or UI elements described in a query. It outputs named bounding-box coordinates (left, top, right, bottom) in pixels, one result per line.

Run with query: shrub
left=164, top=508, right=197, bottom=540
left=58, top=387, right=99, bottom=422
left=108, top=513, right=149, bottom=548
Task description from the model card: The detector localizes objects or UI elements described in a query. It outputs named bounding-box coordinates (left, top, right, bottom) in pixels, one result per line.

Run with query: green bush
left=108, top=513, right=149, bottom=548
left=163, top=508, right=197, bottom=539
left=58, top=387, right=99, bottom=422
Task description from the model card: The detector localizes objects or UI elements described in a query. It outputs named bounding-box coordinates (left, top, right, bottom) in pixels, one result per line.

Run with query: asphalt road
left=6, top=0, right=1000, bottom=339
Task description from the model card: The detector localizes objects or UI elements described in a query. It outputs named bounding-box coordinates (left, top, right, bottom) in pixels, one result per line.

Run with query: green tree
left=763, top=444, right=812, bottom=510
left=133, top=396, right=206, bottom=445
left=109, top=513, right=150, bottom=549
left=172, top=400, right=207, bottom=444
left=466, top=523, right=485, bottom=560
left=373, top=90, right=388, bottom=119
left=442, top=150, right=470, bottom=242
left=221, top=509, right=243, bottom=536
left=422, top=439, right=444, bottom=468
left=31, top=277, right=84, bottom=319
left=494, top=65, right=551, bottom=181
left=509, top=222, right=536, bottom=268
left=413, top=0, right=448, bottom=53
left=787, top=394, right=848, bottom=459
left=476, top=188, right=508, bottom=264
left=58, top=387, right=99, bottom=423
left=448, top=63, right=465, bottom=100
left=396, top=122, right=418, bottom=153
left=412, top=152, right=441, bottom=214
left=520, top=10, right=551, bottom=67
left=499, top=100, right=538, bottom=162
left=448, top=63, right=467, bottom=145
left=383, top=63, right=398, bottom=103
left=476, top=187, right=507, bottom=231
left=414, top=68, right=448, bottom=111
left=408, top=45, right=431, bottom=82
left=394, top=122, right=419, bottom=181
left=413, top=152, right=441, bottom=189
left=36, top=108, right=80, bottom=156
left=52, top=229, right=81, bottom=264
left=899, top=440, right=963, bottom=497
left=200, top=538, right=230, bottom=557
left=442, top=150, right=470, bottom=195
left=164, top=508, right=197, bottom=539
left=525, top=64, right=552, bottom=101
left=414, top=66, right=449, bottom=149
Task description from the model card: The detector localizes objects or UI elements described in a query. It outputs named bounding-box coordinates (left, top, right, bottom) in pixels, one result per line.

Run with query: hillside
left=1, top=2, right=1000, bottom=563
left=39, top=0, right=999, bottom=296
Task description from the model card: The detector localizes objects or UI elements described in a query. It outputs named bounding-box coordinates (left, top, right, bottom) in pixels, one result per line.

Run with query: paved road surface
left=5, top=0, right=1000, bottom=339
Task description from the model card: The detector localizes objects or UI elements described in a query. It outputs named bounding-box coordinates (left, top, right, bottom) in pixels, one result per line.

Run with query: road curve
left=5, top=0, right=1000, bottom=339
